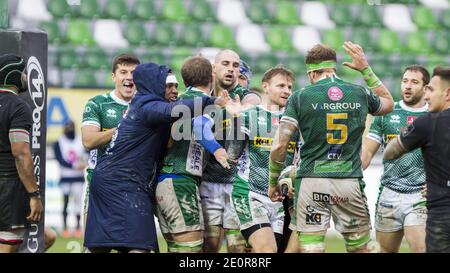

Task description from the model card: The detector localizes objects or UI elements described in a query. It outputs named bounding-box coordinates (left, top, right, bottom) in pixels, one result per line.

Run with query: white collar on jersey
left=110, top=90, right=130, bottom=106
left=399, top=100, right=428, bottom=112
left=0, top=88, right=18, bottom=95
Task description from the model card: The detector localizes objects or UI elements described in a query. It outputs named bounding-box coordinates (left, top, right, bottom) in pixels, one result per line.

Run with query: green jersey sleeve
left=240, top=111, right=251, bottom=136
left=366, top=88, right=382, bottom=115
left=367, top=115, right=383, bottom=144
left=82, top=99, right=101, bottom=128
left=280, top=93, right=299, bottom=128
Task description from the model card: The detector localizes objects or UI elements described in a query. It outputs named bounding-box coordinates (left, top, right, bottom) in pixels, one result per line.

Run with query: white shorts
left=156, top=177, right=204, bottom=234
left=293, top=177, right=371, bottom=234
left=60, top=182, right=84, bottom=215
left=232, top=190, right=284, bottom=234
left=375, top=187, right=427, bottom=232
left=199, top=182, right=240, bottom=230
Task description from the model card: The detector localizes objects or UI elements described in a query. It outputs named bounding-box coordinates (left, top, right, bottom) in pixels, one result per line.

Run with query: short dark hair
left=262, top=65, right=295, bottom=84
left=181, top=56, right=212, bottom=88
left=112, top=54, right=140, bottom=73
left=432, top=66, right=450, bottom=84
left=305, top=44, right=337, bottom=65
left=404, top=65, right=430, bottom=85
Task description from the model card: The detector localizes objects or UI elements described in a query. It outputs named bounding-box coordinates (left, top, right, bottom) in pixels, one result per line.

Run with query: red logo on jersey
left=407, top=116, right=417, bottom=125
left=328, top=87, right=343, bottom=101
left=272, top=117, right=279, bottom=126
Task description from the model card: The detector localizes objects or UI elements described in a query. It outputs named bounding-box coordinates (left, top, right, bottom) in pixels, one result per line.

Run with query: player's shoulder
left=244, top=104, right=259, bottom=113
left=88, top=91, right=114, bottom=104
left=6, top=94, right=31, bottom=113
left=337, top=78, right=367, bottom=93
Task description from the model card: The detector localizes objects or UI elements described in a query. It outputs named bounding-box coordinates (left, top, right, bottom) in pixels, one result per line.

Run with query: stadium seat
left=329, top=4, right=353, bottom=26
left=412, top=6, right=439, bottom=29
left=249, top=73, right=262, bottom=89
left=266, top=26, right=294, bottom=52
left=83, top=48, right=109, bottom=70
left=405, top=32, right=431, bottom=54
left=98, top=69, right=114, bottom=88
left=39, top=21, right=62, bottom=44
left=441, top=10, right=450, bottom=29
left=162, top=0, right=189, bottom=22
left=283, top=53, right=306, bottom=75
left=396, top=55, right=419, bottom=76
left=322, top=29, right=345, bottom=52
left=47, top=0, right=71, bottom=18
left=190, top=0, right=216, bottom=22
left=433, top=31, right=450, bottom=54
left=58, top=47, right=80, bottom=69
left=246, top=0, right=272, bottom=24
left=427, top=54, right=447, bottom=72
left=252, top=53, right=279, bottom=74
left=73, top=70, right=98, bottom=88
left=124, top=21, right=150, bottom=46
left=370, top=55, right=392, bottom=78
left=198, top=48, right=221, bottom=62
left=141, top=50, right=166, bottom=65
left=377, top=29, right=402, bottom=54
left=105, top=0, right=129, bottom=20
left=356, top=4, right=382, bottom=27
left=419, top=0, right=450, bottom=10
left=292, top=26, right=321, bottom=53
left=217, top=0, right=250, bottom=26
left=274, top=1, right=301, bottom=25
left=133, top=0, right=157, bottom=21
left=153, top=22, right=176, bottom=46
left=208, top=24, right=236, bottom=48
left=77, top=0, right=101, bottom=19
left=236, top=24, right=270, bottom=53
left=67, top=20, right=96, bottom=45
left=382, top=4, right=417, bottom=32
left=349, top=28, right=375, bottom=52
left=93, top=20, right=129, bottom=48
left=170, top=48, right=194, bottom=74
left=179, top=24, right=205, bottom=47
left=301, top=1, right=335, bottom=29
left=17, top=0, right=52, bottom=21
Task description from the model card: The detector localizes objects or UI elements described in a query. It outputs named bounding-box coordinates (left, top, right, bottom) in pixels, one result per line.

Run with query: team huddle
left=79, top=42, right=450, bottom=253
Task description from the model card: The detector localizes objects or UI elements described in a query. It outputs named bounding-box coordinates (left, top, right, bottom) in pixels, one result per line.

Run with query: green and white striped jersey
left=82, top=91, right=129, bottom=179
left=367, top=100, right=427, bottom=193
left=235, top=105, right=299, bottom=196
left=282, top=75, right=382, bottom=178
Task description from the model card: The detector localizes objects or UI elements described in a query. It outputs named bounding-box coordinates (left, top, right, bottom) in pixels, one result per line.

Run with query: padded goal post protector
left=0, top=29, right=48, bottom=253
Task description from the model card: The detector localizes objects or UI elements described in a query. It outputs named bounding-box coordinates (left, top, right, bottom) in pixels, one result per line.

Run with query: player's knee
left=44, top=228, right=57, bottom=251
left=205, top=225, right=221, bottom=239
left=298, top=233, right=326, bottom=253
left=225, top=229, right=247, bottom=252
left=343, top=231, right=378, bottom=253
left=170, top=239, right=204, bottom=253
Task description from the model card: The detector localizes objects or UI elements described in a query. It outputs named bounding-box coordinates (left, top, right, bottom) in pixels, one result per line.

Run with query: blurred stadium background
left=3, top=0, right=449, bottom=252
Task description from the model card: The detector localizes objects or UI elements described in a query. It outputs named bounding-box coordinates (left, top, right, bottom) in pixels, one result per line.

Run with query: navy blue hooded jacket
left=84, top=63, right=217, bottom=251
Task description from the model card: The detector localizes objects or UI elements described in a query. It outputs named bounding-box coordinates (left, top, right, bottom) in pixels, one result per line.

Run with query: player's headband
left=306, top=61, right=336, bottom=72
left=239, top=60, right=252, bottom=80
left=166, top=74, right=178, bottom=84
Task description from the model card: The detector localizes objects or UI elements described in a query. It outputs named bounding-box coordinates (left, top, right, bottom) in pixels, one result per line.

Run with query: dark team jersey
left=399, top=108, right=450, bottom=214
left=0, top=89, right=32, bottom=178
left=203, top=84, right=252, bottom=184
